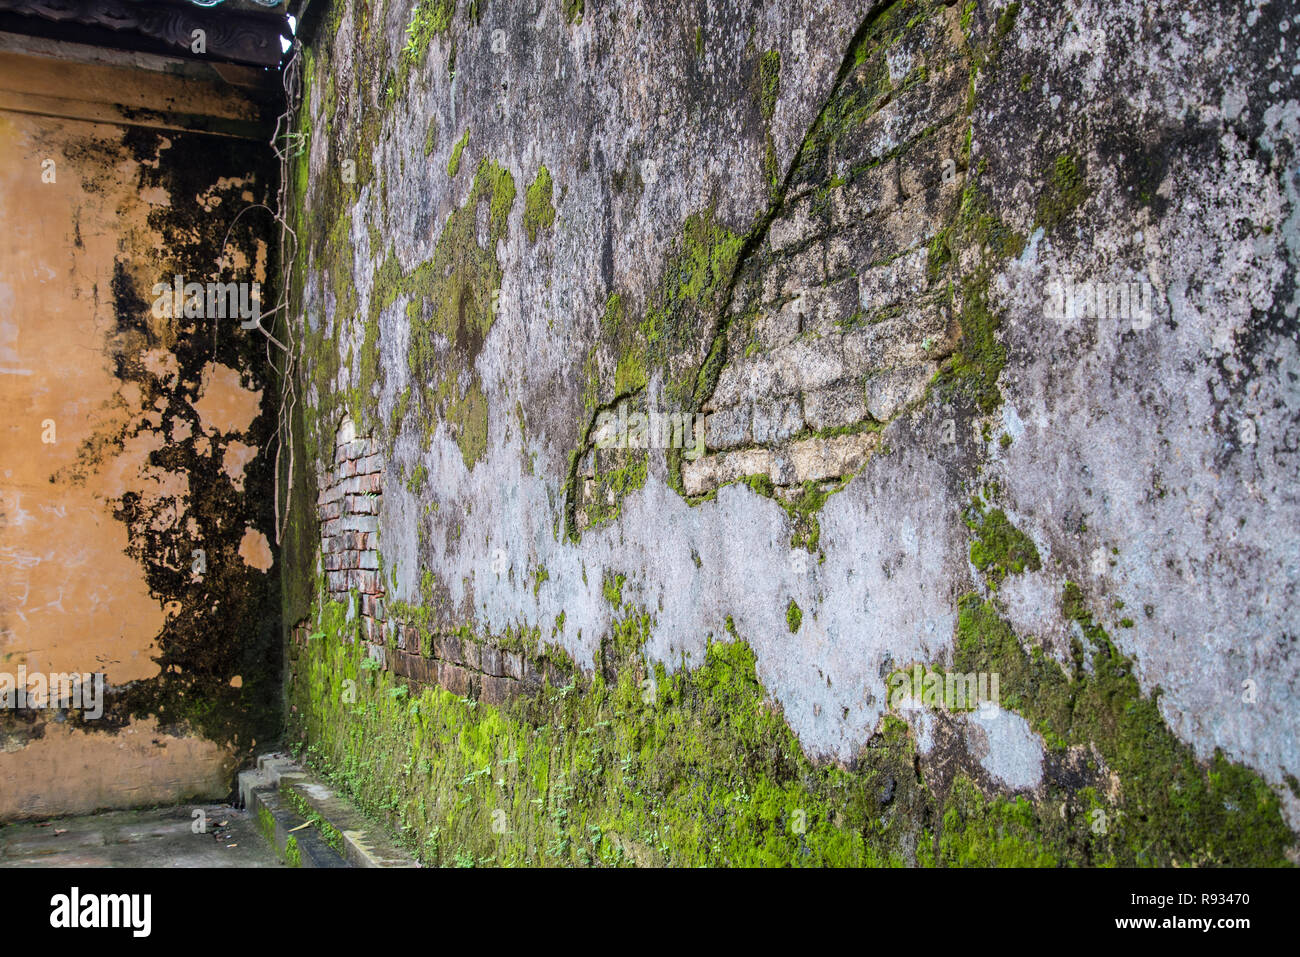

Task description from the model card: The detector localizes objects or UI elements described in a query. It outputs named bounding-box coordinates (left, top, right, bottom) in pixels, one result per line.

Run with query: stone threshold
left=238, top=752, right=419, bottom=868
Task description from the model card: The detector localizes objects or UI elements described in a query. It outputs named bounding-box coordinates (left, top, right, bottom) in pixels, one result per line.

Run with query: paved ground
left=0, top=804, right=286, bottom=867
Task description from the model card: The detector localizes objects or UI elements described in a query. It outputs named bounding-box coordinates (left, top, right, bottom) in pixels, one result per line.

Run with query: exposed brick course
left=313, top=416, right=537, bottom=705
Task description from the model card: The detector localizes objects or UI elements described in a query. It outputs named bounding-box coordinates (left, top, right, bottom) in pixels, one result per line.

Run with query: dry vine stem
left=207, top=39, right=304, bottom=546
left=269, top=43, right=304, bottom=546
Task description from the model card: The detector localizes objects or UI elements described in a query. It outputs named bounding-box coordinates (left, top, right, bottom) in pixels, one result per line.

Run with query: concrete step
left=238, top=754, right=419, bottom=868
left=244, top=784, right=348, bottom=868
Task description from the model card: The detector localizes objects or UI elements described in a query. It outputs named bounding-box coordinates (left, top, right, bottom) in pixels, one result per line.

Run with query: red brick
left=481, top=644, right=504, bottom=677
left=438, top=662, right=471, bottom=696
left=502, top=652, right=523, bottom=681
left=347, top=494, right=378, bottom=515
left=480, top=676, right=512, bottom=706
left=437, top=633, right=461, bottom=664
left=317, top=482, right=343, bottom=505
left=461, top=640, right=481, bottom=671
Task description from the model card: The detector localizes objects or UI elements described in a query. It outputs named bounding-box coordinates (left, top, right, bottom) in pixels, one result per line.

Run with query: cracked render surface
left=286, top=0, right=1300, bottom=853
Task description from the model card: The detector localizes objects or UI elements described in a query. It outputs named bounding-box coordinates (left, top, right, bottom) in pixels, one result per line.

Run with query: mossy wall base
left=281, top=0, right=1300, bottom=865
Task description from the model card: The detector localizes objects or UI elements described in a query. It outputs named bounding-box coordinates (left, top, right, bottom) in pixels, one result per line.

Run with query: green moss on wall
left=799, top=0, right=931, bottom=182
left=288, top=503, right=1298, bottom=870
left=291, top=596, right=930, bottom=866
left=394, top=0, right=456, bottom=105
left=952, top=590, right=1294, bottom=865
left=928, top=176, right=1025, bottom=414
left=301, top=152, right=514, bottom=469
left=443, top=373, right=491, bottom=469
left=758, top=49, right=782, bottom=194
left=939, top=777, right=1058, bottom=866
left=995, top=1, right=1021, bottom=38
left=786, top=599, right=803, bottom=633
left=281, top=782, right=347, bottom=856
left=582, top=448, right=649, bottom=530
left=448, top=128, right=471, bottom=178
left=563, top=210, right=746, bottom=538
left=283, top=0, right=1296, bottom=872
left=963, top=498, right=1041, bottom=589
left=691, top=474, right=847, bottom=555
left=291, top=574, right=1294, bottom=868
left=1035, top=153, right=1089, bottom=234
left=406, top=158, right=514, bottom=466
left=643, top=209, right=747, bottom=407
left=758, top=49, right=781, bottom=122
left=256, top=805, right=275, bottom=846
left=524, top=166, right=556, bottom=242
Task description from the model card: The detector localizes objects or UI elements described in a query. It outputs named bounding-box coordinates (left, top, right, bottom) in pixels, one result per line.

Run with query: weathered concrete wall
left=286, top=0, right=1300, bottom=865
left=0, top=43, right=281, bottom=818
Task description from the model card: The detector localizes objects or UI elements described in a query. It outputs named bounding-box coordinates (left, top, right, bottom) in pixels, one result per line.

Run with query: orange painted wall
left=0, top=45, right=281, bottom=818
